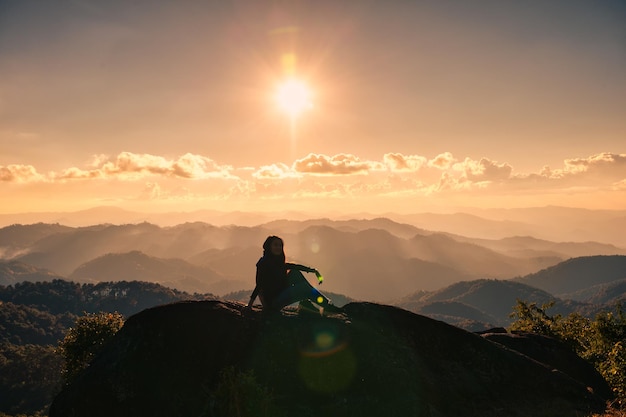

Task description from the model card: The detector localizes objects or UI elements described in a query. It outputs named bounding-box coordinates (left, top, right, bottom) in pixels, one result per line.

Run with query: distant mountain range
left=1, top=205, right=625, bottom=247
left=1, top=217, right=624, bottom=301
left=1, top=213, right=624, bottom=332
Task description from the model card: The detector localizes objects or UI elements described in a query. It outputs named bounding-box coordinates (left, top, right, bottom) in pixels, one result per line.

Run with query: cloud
left=517, top=152, right=626, bottom=183
left=0, top=164, right=45, bottom=182
left=428, top=152, right=456, bottom=170
left=58, top=152, right=235, bottom=180
left=87, top=154, right=109, bottom=168
left=253, top=163, right=300, bottom=179
left=101, top=152, right=171, bottom=176
left=57, top=167, right=105, bottom=179
left=383, top=153, right=427, bottom=172
left=562, top=152, right=626, bottom=177
left=293, top=153, right=381, bottom=175
left=172, top=153, right=233, bottom=179
left=455, top=157, right=513, bottom=182
left=3, top=151, right=625, bottom=212
left=433, top=171, right=471, bottom=192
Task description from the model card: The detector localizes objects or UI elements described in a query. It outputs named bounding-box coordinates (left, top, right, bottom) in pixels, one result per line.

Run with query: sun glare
left=275, top=78, right=313, bottom=118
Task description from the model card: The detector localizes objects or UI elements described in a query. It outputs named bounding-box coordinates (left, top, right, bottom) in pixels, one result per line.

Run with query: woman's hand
left=314, top=269, right=324, bottom=285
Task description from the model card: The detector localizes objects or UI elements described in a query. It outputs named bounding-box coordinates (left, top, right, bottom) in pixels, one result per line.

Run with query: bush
left=56, top=312, right=124, bottom=383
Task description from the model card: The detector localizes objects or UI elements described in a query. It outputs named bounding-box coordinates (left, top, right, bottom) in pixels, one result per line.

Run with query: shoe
left=321, top=301, right=343, bottom=316
left=298, top=299, right=320, bottom=314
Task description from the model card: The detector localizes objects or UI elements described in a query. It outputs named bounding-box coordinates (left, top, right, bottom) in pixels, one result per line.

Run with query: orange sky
left=1, top=1, right=625, bottom=215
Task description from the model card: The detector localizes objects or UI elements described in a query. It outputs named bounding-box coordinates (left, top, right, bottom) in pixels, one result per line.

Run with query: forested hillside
left=0, top=279, right=215, bottom=416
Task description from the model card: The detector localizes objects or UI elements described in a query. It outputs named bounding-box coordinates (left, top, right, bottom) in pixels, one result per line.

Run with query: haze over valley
left=1, top=205, right=625, bottom=331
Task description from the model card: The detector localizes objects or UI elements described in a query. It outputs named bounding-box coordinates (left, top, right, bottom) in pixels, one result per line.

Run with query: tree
left=57, top=312, right=124, bottom=383
left=509, top=300, right=560, bottom=337
left=0, top=343, right=63, bottom=415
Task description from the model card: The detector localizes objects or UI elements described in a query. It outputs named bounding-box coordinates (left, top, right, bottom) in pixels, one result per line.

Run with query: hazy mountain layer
left=513, top=255, right=626, bottom=296
left=2, top=218, right=624, bottom=301
left=1, top=205, right=624, bottom=246
left=393, top=256, right=626, bottom=330
left=0, top=260, right=65, bottom=286
left=68, top=250, right=235, bottom=295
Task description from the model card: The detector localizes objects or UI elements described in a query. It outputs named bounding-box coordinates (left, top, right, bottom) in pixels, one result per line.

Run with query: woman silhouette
left=247, top=236, right=340, bottom=314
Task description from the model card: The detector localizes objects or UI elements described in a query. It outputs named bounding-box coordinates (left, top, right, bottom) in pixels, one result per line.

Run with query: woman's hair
left=262, top=235, right=285, bottom=262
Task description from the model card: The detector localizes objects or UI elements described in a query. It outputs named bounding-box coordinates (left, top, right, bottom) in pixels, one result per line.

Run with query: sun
left=274, top=78, right=313, bottom=118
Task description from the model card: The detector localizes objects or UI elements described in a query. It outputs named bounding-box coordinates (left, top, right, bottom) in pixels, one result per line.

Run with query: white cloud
left=562, top=152, right=626, bottom=177
left=515, top=152, right=626, bottom=184
left=293, top=153, right=381, bottom=175
left=0, top=164, right=45, bottom=182
left=252, top=163, right=300, bottom=179
left=57, top=152, right=235, bottom=180
left=170, top=153, right=232, bottom=179
left=57, top=167, right=104, bottom=179
left=87, top=154, right=109, bottom=168
left=428, top=152, right=456, bottom=170
left=3, top=151, right=625, bottom=211
left=383, top=153, right=427, bottom=172
left=455, top=157, right=513, bottom=182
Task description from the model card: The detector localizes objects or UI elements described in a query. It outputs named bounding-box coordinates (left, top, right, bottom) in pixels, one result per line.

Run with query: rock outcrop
left=481, top=331, right=611, bottom=401
left=50, top=301, right=607, bottom=417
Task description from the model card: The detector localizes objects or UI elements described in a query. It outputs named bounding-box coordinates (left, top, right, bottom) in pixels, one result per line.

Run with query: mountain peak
left=50, top=300, right=606, bottom=417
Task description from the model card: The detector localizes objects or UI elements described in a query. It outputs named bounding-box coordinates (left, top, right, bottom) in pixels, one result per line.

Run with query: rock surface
left=50, top=301, right=607, bottom=417
left=481, top=331, right=611, bottom=401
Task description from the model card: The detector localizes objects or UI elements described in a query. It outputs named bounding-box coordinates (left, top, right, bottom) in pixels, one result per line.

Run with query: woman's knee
left=288, top=269, right=306, bottom=282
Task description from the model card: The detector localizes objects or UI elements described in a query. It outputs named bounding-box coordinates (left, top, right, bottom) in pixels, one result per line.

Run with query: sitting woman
left=246, top=235, right=340, bottom=314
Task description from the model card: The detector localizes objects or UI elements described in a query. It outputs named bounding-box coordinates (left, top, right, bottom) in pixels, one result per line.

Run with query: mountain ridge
left=513, top=255, right=626, bottom=296
left=68, top=250, right=233, bottom=295
left=1, top=205, right=624, bottom=246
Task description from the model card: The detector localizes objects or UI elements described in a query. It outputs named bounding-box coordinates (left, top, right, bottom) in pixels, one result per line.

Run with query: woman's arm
left=286, top=263, right=323, bottom=284
left=247, top=263, right=264, bottom=308
left=286, top=263, right=315, bottom=273
left=247, top=286, right=259, bottom=308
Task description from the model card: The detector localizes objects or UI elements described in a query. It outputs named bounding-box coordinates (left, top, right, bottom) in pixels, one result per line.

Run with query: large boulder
left=50, top=301, right=606, bottom=417
left=481, top=331, right=611, bottom=400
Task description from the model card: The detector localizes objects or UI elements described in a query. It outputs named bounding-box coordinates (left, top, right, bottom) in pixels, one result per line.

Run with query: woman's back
left=255, top=256, right=289, bottom=304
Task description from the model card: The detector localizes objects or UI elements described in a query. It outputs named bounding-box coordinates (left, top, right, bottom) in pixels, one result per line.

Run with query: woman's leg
left=272, top=269, right=331, bottom=309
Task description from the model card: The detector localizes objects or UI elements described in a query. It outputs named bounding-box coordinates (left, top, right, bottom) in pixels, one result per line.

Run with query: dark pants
left=269, top=269, right=329, bottom=310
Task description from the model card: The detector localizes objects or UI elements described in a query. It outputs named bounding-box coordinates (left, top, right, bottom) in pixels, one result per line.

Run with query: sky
left=1, top=0, right=625, bottom=215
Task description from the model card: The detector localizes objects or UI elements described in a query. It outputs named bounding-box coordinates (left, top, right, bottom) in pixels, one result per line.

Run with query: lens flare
left=297, top=323, right=356, bottom=393
left=310, top=242, right=320, bottom=253
left=315, top=331, right=335, bottom=350
left=317, top=296, right=324, bottom=304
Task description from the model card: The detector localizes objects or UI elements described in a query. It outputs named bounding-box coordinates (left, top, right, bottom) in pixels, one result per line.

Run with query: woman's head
left=262, top=235, right=285, bottom=259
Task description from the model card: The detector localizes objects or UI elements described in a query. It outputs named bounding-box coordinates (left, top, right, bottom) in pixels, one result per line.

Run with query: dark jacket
left=250, top=256, right=312, bottom=309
